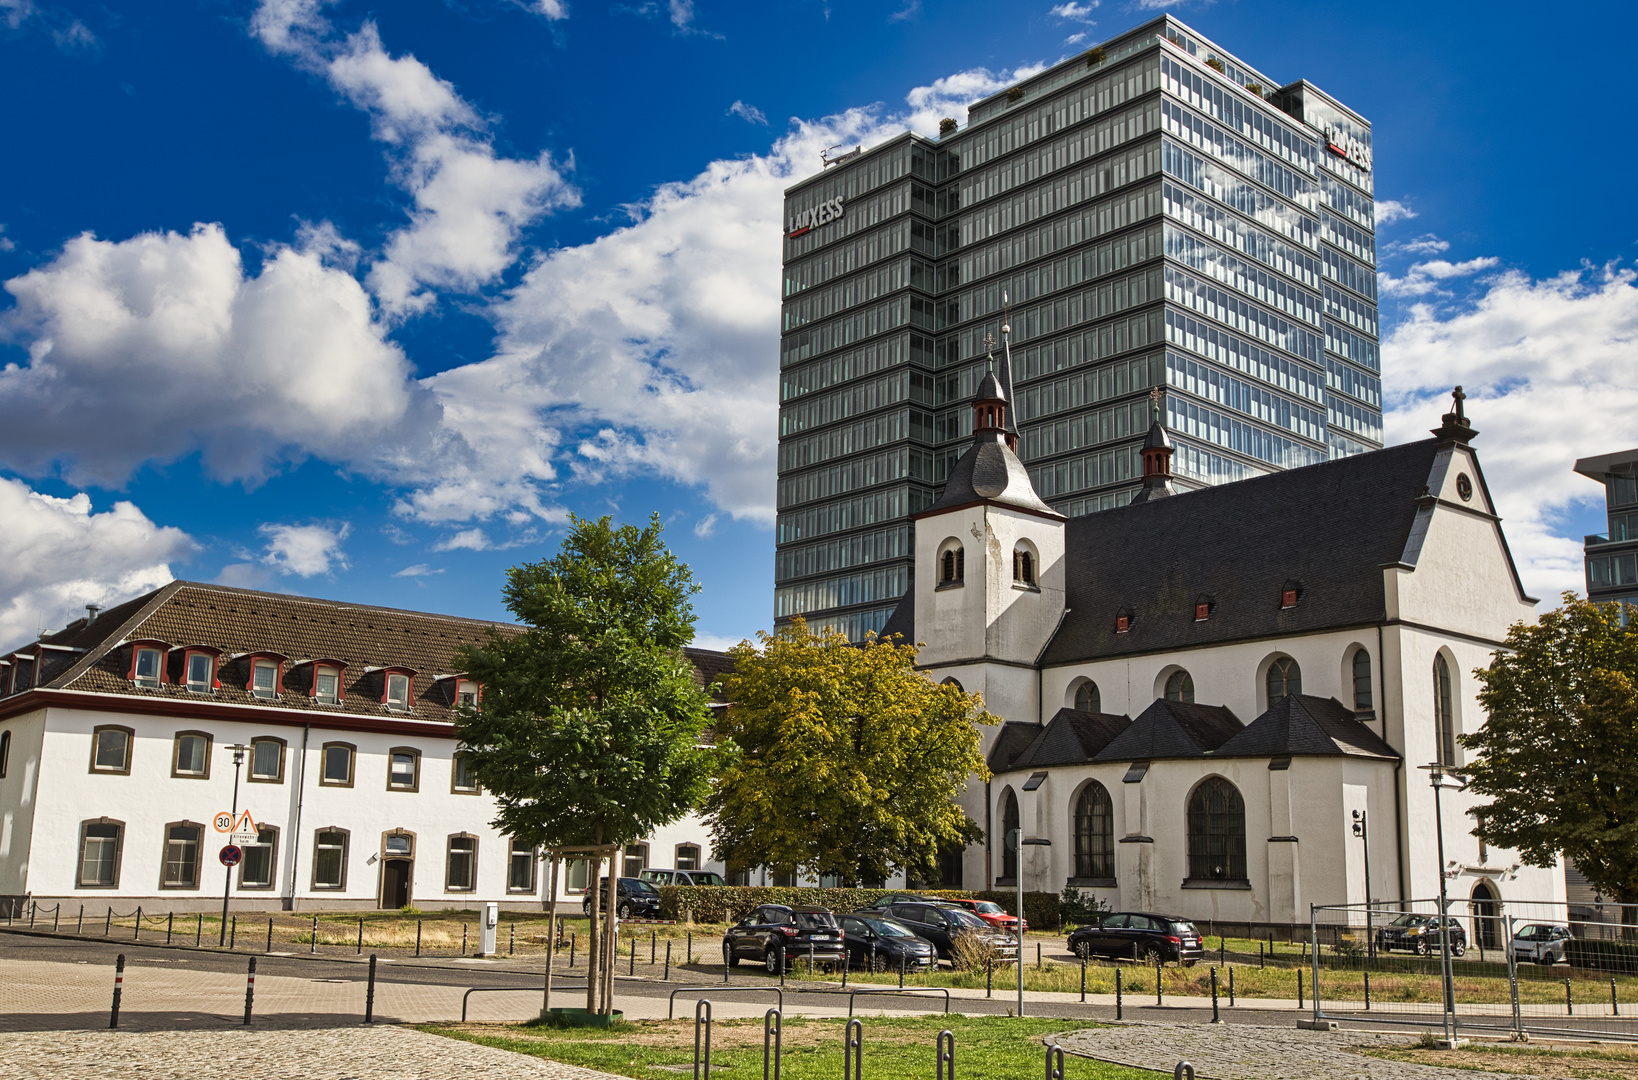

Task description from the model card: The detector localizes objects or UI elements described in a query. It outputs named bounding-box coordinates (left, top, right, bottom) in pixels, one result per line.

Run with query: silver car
left=1509, top=923, right=1571, bottom=965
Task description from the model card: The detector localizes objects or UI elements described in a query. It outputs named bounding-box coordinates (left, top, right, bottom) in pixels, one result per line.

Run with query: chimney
left=85, top=604, right=101, bottom=624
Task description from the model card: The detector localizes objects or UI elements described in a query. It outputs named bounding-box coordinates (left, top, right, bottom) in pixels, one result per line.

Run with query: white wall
left=0, top=709, right=45, bottom=899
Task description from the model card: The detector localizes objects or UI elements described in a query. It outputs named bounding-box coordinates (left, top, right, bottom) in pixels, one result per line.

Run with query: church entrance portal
left=1471, top=881, right=1501, bottom=950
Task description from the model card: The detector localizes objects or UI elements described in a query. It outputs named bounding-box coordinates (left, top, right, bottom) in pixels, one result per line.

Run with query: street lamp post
left=1352, top=809, right=1374, bottom=960
left=1419, top=762, right=1462, bottom=1048
left=1007, top=829, right=1051, bottom=1018
left=220, top=743, right=250, bottom=946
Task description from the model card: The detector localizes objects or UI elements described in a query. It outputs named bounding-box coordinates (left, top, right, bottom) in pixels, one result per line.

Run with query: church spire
left=1430, top=385, right=1479, bottom=443
left=1128, top=387, right=1175, bottom=505
left=972, top=334, right=1008, bottom=436
left=998, top=293, right=1019, bottom=450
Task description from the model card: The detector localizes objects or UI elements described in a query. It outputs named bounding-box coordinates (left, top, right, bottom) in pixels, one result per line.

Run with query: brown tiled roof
left=4, top=582, right=735, bottom=728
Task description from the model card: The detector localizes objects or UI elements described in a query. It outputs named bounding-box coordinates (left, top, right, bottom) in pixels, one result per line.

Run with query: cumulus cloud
left=1376, top=199, right=1416, bottom=225
left=260, top=521, right=351, bottom=577
left=694, top=513, right=718, bottom=538
left=1382, top=264, right=1638, bottom=600
left=433, top=528, right=491, bottom=552
left=251, top=4, right=579, bottom=317
left=1049, top=2, right=1098, bottom=21
left=1380, top=255, right=1499, bottom=298
left=668, top=0, right=693, bottom=28
left=395, top=563, right=443, bottom=577
left=728, top=100, right=767, bottom=125
left=531, top=0, right=569, bottom=18
left=0, top=477, right=195, bottom=650
left=1385, top=233, right=1450, bottom=259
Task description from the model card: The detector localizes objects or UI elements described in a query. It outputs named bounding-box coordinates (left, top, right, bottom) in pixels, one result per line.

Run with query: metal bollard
left=693, top=999, right=713, bottom=1080
left=105, top=908, right=112, bottom=936
left=631, top=936, right=637, bottom=976
left=810, top=941, right=816, bottom=978
left=1364, top=971, right=1370, bottom=1011
left=844, top=1018, right=863, bottom=1080
left=1229, top=965, right=1235, bottom=1006
left=28, top=900, right=34, bottom=928
left=842, top=950, right=849, bottom=987
left=134, top=906, right=141, bottom=941
left=462, top=923, right=468, bottom=956
left=1156, top=955, right=1163, bottom=1006
left=936, top=1028, right=954, bottom=1080
left=1614, top=979, right=1620, bottom=1017
left=1297, top=968, right=1304, bottom=1009
left=651, top=930, right=656, bottom=964
left=1036, top=942, right=1042, bottom=969
left=244, top=956, right=256, bottom=1024
left=1174, top=1064, right=1195, bottom=1080
left=1210, top=967, right=1220, bottom=1023
left=266, top=918, right=274, bottom=953
left=1259, top=942, right=1264, bottom=968
left=724, top=945, right=731, bottom=984
left=986, top=956, right=992, bottom=998
left=416, top=919, right=422, bottom=957
left=110, top=953, right=125, bottom=1028
left=764, top=1007, right=783, bottom=1080
left=196, top=912, right=202, bottom=946
left=53, top=905, right=60, bottom=932
left=311, top=915, right=318, bottom=953
left=511, top=922, right=516, bottom=956
left=1080, top=957, right=1086, bottom=1003
left=665, top=940, right=672, bottom=981
left=688, top=931, right=693, bottom=964
left=1116, top=966, right=1123, bottom=1020
left=78, top=904, right=84, bottom=934
left=899, top=951, right=905, bottom=989
left=570, top=932, right=576, bottom=967
left=230, top=915, right=236, bottom=950
left=167, top=911, right=174, bottom=945
left=1566, top=979, right=1573, bottom=1015
left=1045, top=1043, right=1064, bottom=1080
left=1220, top=937, right=1225, bottom=966
left=365, top=954, right=377, bottom=1024
left=357, top=917, right=364, bottom=955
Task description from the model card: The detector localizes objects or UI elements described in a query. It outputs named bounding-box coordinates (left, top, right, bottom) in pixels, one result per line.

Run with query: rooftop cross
left=1452, top=385, right=1466, bottom=422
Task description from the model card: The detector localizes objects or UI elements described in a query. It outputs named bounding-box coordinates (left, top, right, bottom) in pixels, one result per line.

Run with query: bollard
left=267, top=918, right=274, bottom=953
left=357, top=917, right=364, bottom=955
left=416, top=920, right=422, bottom=957
left=1566, top=979, right=1573, bottom=1015
left=651, top=930, right=657, bottom=964
left=631, top=936, right=637, bottom=976
left=28, top=900, right=34, bottom=928
left=1174, top=1065, right=1195, bottom=1080
left=1364, top=971, right=1370, bottom=1011
left=986, top=957, right=992, bottom=998
left=1036, top=942, right=1042, bottom=969
left=688, top=931, right=693, bottom=964
left=842, top=950, right=849, bottom=987
left=724, top=945, right=731, bottom=984
left=462, top=923, right=468, bottom=956
left=1297, top=968, right=1304, bottom=1009
left=167, top=912, right=174, bottom=945
left=105, top=908, right=112, bottom=936
left=936, top=1028, right=954, bottom=1080
left=134, top=906, right=141, bottom=941
left=810, top=941, right=816, bottom=978
left=1116, top=966, right=1123, bottom=1020
left=1259, top=941, right=1264, bottom=968
left=230, top=914, right=237, bottom=950
left=365, top=954, right=377, bottom=1024
left=312, top=915, right=318, bottom=953
left=243, top=956, right=256, bottom=1024
left=1080, top=957, right=1087, bottom=1003
left=765, top=1008, right=783, bottom=1080
left=899, top=952, right=905, bottom=989
left=570, top=932, right=576, bottom=968
left=1156, top=955, right=1163, bottom=1006
left=1614, top=979, right=1620, bottom=1017
left=1045, top=1043, right=1064, bottom=1080
left=844, top=1018, right=863, bottom=1080
left=53, top=904, right=60, bottom=932
left=1210, top=967, right=1220, bottom=1023
left=110, top=953, right=125, bottom=1028
left=1220, top=938, right=1225, bottom=966
left=665, top=940, right=672, bottom=981
left=196, top=912, right=202, bottom=947
left=511, top=922, right=516, bottom=956
left=78, top=904, right=84, bottom=934
left=694, top=999, right=713, bottom=1080
left=1229, top=965, right=1235, bottom=1007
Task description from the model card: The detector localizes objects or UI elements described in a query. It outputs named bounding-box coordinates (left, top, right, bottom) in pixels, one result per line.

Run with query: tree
left=453, top=514, right=717, bottom=1013
left=706, top=619, right=994, bottom=886
left=1467, top=594, right=1638, bottom=928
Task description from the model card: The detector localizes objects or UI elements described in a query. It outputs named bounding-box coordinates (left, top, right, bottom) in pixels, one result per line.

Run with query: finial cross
left=981, top=333, right=996, bottom=355
left=1451, top=385, right=1466, bottom=422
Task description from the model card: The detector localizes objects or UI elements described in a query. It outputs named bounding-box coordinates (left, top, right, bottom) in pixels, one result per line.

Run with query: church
left=879, top=352, right=1565, bottom=934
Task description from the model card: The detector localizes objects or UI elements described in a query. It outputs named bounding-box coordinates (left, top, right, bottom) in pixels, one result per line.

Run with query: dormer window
left=1194, top=602, right=1211, bottom=622
left=314, top=666, right=342, bottom=705
left=183, top=651, right=216, bottom=694
left=251, top=660, right=279, bottom=700
left=132, top=647, right=164, bottom=689
left=456, top=679, right=479, bottom=708
left=385, top=672, right=412, bottom=711
left=1116, top=614, right=1130, bottom=633
left=1281, top=588, right=1299, bottom=609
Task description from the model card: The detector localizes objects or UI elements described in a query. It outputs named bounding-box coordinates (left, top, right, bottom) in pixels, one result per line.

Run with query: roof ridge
left=49, top=581, right=185, bottom=690
left=164, top=581, right=519, bottom=630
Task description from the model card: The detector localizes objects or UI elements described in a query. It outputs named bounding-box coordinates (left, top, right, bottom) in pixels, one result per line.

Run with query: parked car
left=876, top=901, right=1018, bottom=962
left=1510, top=923, right=1572, bottom=965
left=581, top=876, right=663, bottom=919
left=723, top=904, right=847, bottom=974
left=1375, top=913, right=1467, bottom=957
left=937, top=897, right=1028, bottom=934
left=838, top=913, right=939, bottom=972
left=641, top=868, right=727, bottom=887
left=1066, top=912, right=1204, bottom=966
left=859, top=893, right=949, bottom=911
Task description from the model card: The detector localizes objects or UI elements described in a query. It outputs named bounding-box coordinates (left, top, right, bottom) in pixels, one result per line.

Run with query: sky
left=2, top=0, right=1636, bottom=653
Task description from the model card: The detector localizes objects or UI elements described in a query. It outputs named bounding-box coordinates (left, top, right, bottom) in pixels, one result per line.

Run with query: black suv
left=876, top=901, right=1017, bottom=962
left=723, top=904, right=846, bottom=974
left=581, top=876, right=663, bottom=919
left=1376, top=913, right=1467, bottom=957
left=1066, top=912, right=1204, bottom=965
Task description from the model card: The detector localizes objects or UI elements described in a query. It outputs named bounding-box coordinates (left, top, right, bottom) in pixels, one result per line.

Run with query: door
left=1471, top=883, right=1500, bottom=949
left=382, top=859, right=412, bottom=909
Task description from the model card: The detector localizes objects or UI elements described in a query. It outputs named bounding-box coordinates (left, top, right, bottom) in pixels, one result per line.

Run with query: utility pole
left=1352, top=809, right=1374, bottom=960
left=1008, top=829, right=1051, bottom=1018
left=219, top=744, right=249, bottom=946
left=1420, top=762, right=1462, bottom=1049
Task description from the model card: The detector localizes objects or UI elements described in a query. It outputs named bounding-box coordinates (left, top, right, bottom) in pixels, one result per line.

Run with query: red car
left=940, top=898, right=1028, bottom=934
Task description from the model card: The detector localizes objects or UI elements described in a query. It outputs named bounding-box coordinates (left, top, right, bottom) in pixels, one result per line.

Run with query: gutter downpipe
left=284, top=724, right=310, bottom=911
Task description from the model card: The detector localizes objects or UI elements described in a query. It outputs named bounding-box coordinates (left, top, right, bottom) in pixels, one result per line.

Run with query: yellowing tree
left=707, top=619, right=994, bottom=886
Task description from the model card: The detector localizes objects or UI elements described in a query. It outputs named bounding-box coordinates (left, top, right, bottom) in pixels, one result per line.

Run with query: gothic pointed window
left=1434, top=654, right=1456, bottom=765
left=1266, top=657, right=1301, bottom=703
left=1073, top=782, right=1114, bottom=879
left=999, top=788, right=1019, bottom=882
left=1352, top=649, right=1373, bottom=710
left=1164, top=669, right=1194, bottom=703
left=1074, top=680, right=1100, bottom=713
left=1187, top=777, right=1246, bottom=881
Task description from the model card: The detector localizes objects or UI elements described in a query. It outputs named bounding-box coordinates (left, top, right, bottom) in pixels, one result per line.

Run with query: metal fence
left=1310, top=898, right=1638, bottom=1040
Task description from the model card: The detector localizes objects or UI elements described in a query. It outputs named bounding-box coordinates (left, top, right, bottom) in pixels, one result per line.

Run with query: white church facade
left=879, top=365, right=1565, bottom=933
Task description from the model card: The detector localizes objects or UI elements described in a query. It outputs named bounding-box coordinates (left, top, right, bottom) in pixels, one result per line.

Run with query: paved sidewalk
left=1058, top=1022, right=1490, bottom=1080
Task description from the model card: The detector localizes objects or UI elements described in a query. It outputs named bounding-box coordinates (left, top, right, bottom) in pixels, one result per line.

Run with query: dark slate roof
left=987, top=720, right=1043, bottom=773
left=1010, top=707, right=1131, bottom=768
left=1091, top=698, right=1242, bottom=762
left=1216, top=694, right=1399, bottom=760
left=684, top=647, right=737, bottom=703
left=921, top=435, right=1061, bottom=518
left=1040, top=439, right=1447, bottom=665
left=879, top=579, right=916, bottom=644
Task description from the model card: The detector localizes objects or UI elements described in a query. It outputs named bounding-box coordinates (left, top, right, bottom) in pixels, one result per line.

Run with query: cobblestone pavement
left=0, top=1024, right=633, bottom=1080
left=1057, top=1022, right=1498, bottom=1079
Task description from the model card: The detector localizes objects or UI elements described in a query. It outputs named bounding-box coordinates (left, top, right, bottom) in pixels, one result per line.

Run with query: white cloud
left=395, top=563, right=444, bottom=577
left=0, top=225, right=13, bottom=253
left=888, top=0, right=919, bottom=21
left=433, top=528, right=491, bottom=551
left=1376, top=199, right=1416, bottom=225
left=1379, top=255, right=1499, bottom=298
left=1063, top=33, right=1087, bottom=45
left=694, top=513, right=718, bottom=538
left=728, top=100, right=767, bottom=125
left=1385, top=233, right=1451, bottom=259
left=531, top=0, right=569, bottom=19
left=1382, top=264, right=1638, bottom=601
left=1049, top=2, right=1098, bottom=21
left=689, top=631, right=750, bottom=652
left=260, top=521, right=351, bottom=577
left=668, top=0, right=693, bottom=28
left=0, top=478, right=195, bottom=651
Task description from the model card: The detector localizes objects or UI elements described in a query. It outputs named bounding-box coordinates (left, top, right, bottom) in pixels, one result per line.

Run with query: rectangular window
left=508, top=841, right=536, bottom=892
left=79, top=822, right=121, bottom=886
left=321, top=744, right=354, bottom=786
left=173, top=733, right=209, bottom=777
left=0, top=729, right=10, bottom=778
left=565, top=858, right=589, bottom=893
left=1617, top=553, right=1638, bottom=587
left=452, top=753, right=479, bottom=793
left=315, top=667, right=340, bottom=705
left=1591, top=556, right=1613, bottom=589
left=676, top=844, right=701, bottom=872
left=1610, top=473, right=1638, bottom=507
left=388, top=750, right=418, bottom=791
left=623, top=844, right=648, bottom=878
left=250, top=738, right=283, bottom=782
left=162, top=823, right=201, bottom=888
left=91, top=727, right=132, bottom=773
left=446, top=836, right=477, bottom=891
left=133, top=648, right=163, bottom=688
left=386, top=673, right=411, bottom=711
left=252, top=661, right=278, bottom=699
left=456, top=679, right=479, bottom=708
left=185, top=653, right=213, bottom=694
left=314, top=830, right=348, bottom=888
left=240, top=827, right=277, bottom=888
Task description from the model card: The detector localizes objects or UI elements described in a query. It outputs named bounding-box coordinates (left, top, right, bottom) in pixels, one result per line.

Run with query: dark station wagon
left=1067, top=912, right=1204, bottom=965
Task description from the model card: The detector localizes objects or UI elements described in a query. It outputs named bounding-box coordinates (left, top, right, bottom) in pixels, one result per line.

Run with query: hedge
left=1566, top=937, right=1638, bottom=972
left=655, top=886, right=1062, bottom=930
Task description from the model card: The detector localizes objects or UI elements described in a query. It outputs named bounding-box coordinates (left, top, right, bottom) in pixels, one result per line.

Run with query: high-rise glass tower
left=776, top=15, right=1381, bottom=639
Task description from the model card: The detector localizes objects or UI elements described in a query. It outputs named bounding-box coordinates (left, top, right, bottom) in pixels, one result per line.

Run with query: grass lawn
left=1364, top=1037, right=1638, bottom=1078
left=420, top=1014, right=1154, bottom=1080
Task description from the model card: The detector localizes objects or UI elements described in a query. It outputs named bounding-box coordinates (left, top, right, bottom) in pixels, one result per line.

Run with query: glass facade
left=1582, top=454, right=1638, bottom=623
left=776, top=15, right=1381, bottom=638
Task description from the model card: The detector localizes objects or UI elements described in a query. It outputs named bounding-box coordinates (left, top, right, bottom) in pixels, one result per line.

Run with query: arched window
left=1186, top=778, right=1247, bottom=881
left=1073, top=782, right=1114, bottom=879
left=1074, top=680, right=1100, bottom=713
left=1013, top=547, right=1035, bottom=586
left=1434, top=655, right=1456, bottom=765
left=940, top=546, right=964, bottom=584
left=1266, top=657, right=1301, bottom=704
left=1352, top=649, right=1373, bottom=710
left=999, top=788, right=1019, bottom=881
left=1164, top=670, right=1194, bottom=703
left=941, top=677, right=964, bottom=692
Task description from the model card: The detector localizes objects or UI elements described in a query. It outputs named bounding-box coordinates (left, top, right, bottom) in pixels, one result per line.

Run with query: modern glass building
left=776, top=15, right=1382, bottom=639
left=1576, top=448, right=1638, bottom=616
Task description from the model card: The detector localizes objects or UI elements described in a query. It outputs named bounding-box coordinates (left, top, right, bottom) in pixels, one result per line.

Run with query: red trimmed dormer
left=376, top=666, right=418, bottom=711
left=126, top=639, right=172, bottom=688
left=175, top=645, right=225, bottom=694
left=242, top=652, right=289, bottom=700
left=290, top=658, right=349, bottom=705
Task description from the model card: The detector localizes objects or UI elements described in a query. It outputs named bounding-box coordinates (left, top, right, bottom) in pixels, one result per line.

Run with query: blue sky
left=2, top=0, right=1636, bottom=651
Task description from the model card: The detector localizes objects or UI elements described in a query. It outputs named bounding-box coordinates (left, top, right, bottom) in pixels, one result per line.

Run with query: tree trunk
left=585, top=845, right=601, bottom=1015
left=602, top=850, right=621, bottom=1014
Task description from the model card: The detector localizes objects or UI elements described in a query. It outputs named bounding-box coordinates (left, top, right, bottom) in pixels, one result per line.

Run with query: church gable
left=1091, top=699, right=1241, bottom=762
left=1215, top=693, right=1398, bottom=760
left=1013, top=707, right=1130, bottom=768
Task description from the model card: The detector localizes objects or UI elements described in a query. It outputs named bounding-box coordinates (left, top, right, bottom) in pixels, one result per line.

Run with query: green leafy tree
left=453, top=514, right=716, bottom=1011
left=1467, top=594, right=1638, bottom=928
left=706, top=619, right=993, bottom=886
